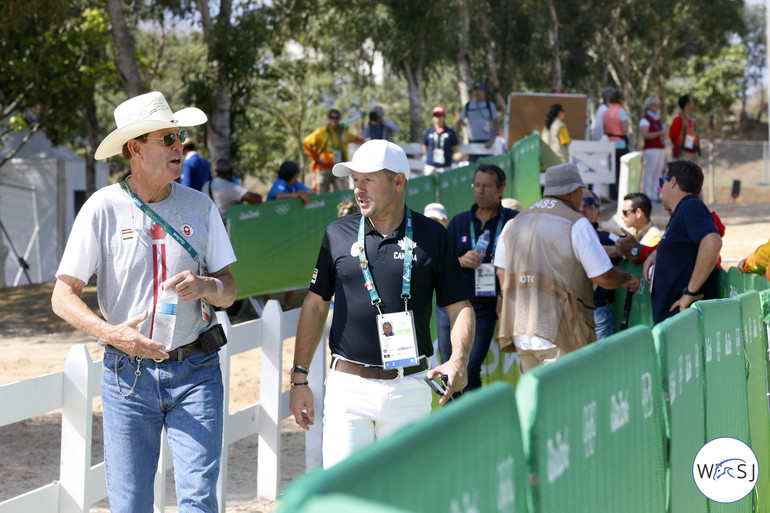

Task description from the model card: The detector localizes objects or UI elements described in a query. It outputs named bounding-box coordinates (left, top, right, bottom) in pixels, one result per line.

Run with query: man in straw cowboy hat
left=52, top=91, right=237, bottom=512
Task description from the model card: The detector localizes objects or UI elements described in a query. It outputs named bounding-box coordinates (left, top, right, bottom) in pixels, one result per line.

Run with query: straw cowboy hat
left=95, top=91, right=207, bottom=160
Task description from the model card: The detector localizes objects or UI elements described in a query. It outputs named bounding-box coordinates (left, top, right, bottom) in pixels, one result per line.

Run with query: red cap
left=432, top=106, right=446, bottom=116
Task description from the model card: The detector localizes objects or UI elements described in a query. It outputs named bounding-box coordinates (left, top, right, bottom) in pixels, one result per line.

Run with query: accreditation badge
left=684, top=134, right=695, bottom=151
left=199, top=262, right=212, bottom=323
left=432, top=148, right=446, bottom=165
left=474, top=263, right=496, bottom=296
left=377, top=311, right=419, bottom=369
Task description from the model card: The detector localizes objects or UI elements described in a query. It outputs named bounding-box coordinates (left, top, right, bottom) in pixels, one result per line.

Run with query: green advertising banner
left=651, top=309, right=707, bottom=513
left=403, top=174, right=438, bottom=215
left=510, top=131, right=543, bottom=209
left=227, top=190, right=354, bottom=298
left=436, top=165, right=478, bottom=219
left=279, top=382, right=529, bottom=513
left=516, top=325, right=667, bottom=513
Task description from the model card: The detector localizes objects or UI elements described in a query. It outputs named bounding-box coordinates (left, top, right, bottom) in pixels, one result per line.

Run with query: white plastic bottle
left=475, top=229, right=491, bottom=256
left=153, top=284, right=178, bottom=346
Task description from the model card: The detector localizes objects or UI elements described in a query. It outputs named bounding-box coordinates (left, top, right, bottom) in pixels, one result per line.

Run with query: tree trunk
left=477, top=8, right=506, bottom=110
left=84, top=95, right=99, bottom=198
left=456, top=0, right=472, bottom=108
left=545, top=0, right=562, bottom=93
left=105, top=0, right=145, bottom=97
left=401, top=60, right=424, bottom=142
left=194, top=0, right=232, bottom=161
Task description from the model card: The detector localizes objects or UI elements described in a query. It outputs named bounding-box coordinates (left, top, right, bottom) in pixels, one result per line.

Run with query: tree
left=0, top=1, right=111, bottom=196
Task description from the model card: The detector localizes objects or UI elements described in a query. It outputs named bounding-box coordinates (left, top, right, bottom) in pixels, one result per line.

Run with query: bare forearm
left=203, top=271, right=237, bottom=307
left=687, top=234, right=722, bottom=292
left=52, top=277, right=112, bottom=340
left=446, top=301, right=474, bottom=366
left=293, top=292, right=330, bottom=367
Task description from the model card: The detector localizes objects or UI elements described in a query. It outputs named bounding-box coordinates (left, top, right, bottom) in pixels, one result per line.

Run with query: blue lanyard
left=358, top=209, right=413, bottom=313
left=120, top=180, right=202, bottom=265
left=469, top=210, right=505, bottom=257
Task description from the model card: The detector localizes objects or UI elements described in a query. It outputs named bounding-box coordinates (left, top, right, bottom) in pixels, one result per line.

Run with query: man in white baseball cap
left=290, top=139, right=474, bottom=468
left=52, top=91, right=236, bottom=512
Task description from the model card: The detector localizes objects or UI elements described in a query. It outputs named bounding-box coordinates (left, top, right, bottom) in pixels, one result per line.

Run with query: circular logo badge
left=350, top=242, right=360, bottom=257
left=181, top=224, right=194, bottom=237
left=693, top=437, right=758, bottom=503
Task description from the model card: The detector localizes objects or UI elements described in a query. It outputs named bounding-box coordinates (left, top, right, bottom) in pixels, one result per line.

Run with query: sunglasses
left=659, top=176, right=670, bottom=188
left=328, top=116, right=341, bottom=120
left=582, top=196, right=597, bottom=207
left=145, top=130, right=187, bottom=147
left=621, top=209, right=636, bottom=216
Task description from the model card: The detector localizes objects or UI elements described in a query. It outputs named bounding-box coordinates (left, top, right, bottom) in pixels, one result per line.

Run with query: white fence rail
left=0, top=300, right=325, bottom=512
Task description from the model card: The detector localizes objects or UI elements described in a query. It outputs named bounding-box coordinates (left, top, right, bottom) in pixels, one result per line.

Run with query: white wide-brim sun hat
left=94, top=91, right=207, bottom=160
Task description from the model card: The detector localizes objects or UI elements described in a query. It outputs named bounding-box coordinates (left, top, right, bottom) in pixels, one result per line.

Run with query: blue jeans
left=594, top=305, right=616, bottom=340
left=437, top=301, right=497, bottom=391
left=101, top=347, right=224, bottom=513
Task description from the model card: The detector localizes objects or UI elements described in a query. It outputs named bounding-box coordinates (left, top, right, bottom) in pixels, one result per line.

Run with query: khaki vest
left=498, top=198, right=596, bottom=353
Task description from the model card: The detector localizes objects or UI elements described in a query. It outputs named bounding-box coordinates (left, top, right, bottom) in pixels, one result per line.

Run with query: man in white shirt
left=495, top=163, right=639, bottom=373
left=202, top=157, right=262, bottom=222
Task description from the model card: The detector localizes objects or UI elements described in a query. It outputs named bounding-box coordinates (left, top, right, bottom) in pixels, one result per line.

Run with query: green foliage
left=671, top=44, right=747, bottom=116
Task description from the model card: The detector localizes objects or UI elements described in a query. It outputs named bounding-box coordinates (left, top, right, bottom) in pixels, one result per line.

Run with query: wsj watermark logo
left=693, top=437, right=758, bottom=503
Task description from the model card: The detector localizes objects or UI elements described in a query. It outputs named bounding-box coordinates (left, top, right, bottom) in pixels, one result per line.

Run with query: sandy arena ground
left=1, top=196, right=769, bottom=512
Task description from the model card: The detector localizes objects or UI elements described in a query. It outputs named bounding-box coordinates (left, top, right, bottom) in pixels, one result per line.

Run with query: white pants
left=322, top=366, right=431, bottom=468
left=642, top=148, right=666, bottom=200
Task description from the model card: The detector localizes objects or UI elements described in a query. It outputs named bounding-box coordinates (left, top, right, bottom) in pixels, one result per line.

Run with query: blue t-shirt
left=180, top=153, right=212, bottom=192
left=423, top=126, right=459, bottom=167
left=447, top=204, right=518, bottom=298
left=651, top=195, right=720, bottom=324
left=267, top=178, right=310, bottom=201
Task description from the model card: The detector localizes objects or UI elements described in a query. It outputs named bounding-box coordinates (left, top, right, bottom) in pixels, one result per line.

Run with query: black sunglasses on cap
left=145, top=130, right=187, bottom=147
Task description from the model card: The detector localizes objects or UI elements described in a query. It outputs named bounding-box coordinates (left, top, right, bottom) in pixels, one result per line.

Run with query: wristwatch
left=683, top=286, right=701, bottom=296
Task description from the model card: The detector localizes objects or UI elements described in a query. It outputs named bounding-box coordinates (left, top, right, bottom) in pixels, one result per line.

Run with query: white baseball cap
left=332, top=139, right=410, bottom=180
left=95, top=91, right=207, bottom=160
left=423, top=202, right=447, bottom=221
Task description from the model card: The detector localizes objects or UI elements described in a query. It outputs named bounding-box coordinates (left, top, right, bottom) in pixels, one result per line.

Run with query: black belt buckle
left=199, top=324, right=227, bottom=354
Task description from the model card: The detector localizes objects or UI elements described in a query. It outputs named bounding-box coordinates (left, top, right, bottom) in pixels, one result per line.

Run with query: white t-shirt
left=494, top=215, right=613, bottom=350
left=56, top=182, right=236, bottom=350
left=202, top=176, right=250, bottom=220
left=592, top=104, right=609, bottom=141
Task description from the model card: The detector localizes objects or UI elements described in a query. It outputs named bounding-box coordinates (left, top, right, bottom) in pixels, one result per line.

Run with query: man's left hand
left=670, top=293, right=702, bottom=313
left=165, top=270, right=208, bottom=301
left=427, top=359, right=467, bottom=405
left=484, top=139, right=494, bottom=149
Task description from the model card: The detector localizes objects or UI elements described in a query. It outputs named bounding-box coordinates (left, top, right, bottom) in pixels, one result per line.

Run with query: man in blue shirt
left=422, top=106, right=459, bottom=175
left=442, top=163, right=517, bottom=390
left=181, top=139, right=212, bottom=191
left=644, top=160, right=722, bottom=324
left=266, top=160, right=315, bottom=204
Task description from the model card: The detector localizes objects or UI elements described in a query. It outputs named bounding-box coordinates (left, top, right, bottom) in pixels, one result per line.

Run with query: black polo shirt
left=447, top=203, right=518, bottom=298
left=310, top=207, right=469, bottom=365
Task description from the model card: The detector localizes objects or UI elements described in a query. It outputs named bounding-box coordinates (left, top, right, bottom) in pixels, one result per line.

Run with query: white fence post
left=305, top=320, right=327, bottom=470
left=257, top=300, right=284, bottom=499
left=59, top=345, right=95, bottom=513
left=216, top=311, right=234, bottom=513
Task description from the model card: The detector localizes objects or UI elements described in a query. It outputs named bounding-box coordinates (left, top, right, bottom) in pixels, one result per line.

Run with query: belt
left=471, top=296, right=498, bottom=304
left=332, top=358, right=429, bottom=380
left=594, top=300, right=612, bottom=308
left=106, top=340, right=204, bottom=362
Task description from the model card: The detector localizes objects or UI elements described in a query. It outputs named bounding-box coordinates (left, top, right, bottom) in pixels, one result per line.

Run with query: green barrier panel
left=511, top=131, right=543, bottom=208
left=436, top=165, right=477, bottom=219
left=738, top=291, right=770, bottom=512
left=651, top=309, right=707, bottom=513
left=228, top=190, right=354, bottom=298
left=404, top=174, right=438, bottom=215
left=279, top=382, right=529, bottom=513
left=301, top=494, right=417, bottom=513
left=719, top=267, right=732, bottom=298
left=761, top=290, right=770, bottom=324
left=612, top=261, right=654, bottom=330
left=748, top=272, right=770, bottom=292
left=724, top=266, right=746, bottom=298
left=626, top=152, right=643, bottom=193
left=694, top=298, right=753, bottom=513
left=515, top=325, right=667, bottom=513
